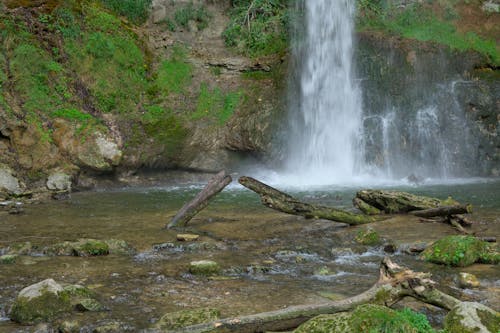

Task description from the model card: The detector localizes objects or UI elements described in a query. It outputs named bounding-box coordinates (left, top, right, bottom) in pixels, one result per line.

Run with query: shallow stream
left=1, top=178, right=499, bottom=332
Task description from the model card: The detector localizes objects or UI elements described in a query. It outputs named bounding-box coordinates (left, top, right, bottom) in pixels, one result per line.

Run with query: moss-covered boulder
left=421, top=235, right=499, bottom=267
left=10, top=279, right=72, bottom=324
left=189, top=260, right=220, bottom=276
left=444, top=302, right=500, bottom=333
left=294, top=305, right=434, bottom=333
left=45, top=238, right=135, bottom=256
left=355, top=228, right=381, bottom=246
left=0, top=254, right=18, bottom=264
left=155, top=308, right=220, bottom=330
left=458, top=272, right=480, bottom=289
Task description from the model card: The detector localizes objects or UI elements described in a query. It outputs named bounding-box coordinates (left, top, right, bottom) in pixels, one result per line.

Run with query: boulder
left=189, top=260, right=220, bottom=276
left=421, top=235, right=499, bottom=267
left=177, top=234, right=200, bottom=242
left=354, top=227, right=381, bottom=246
left=458, top=272, right=481, bottom=289
left=46, top=172, right=72, bottom=191
left=0, top=164, right=21, bottom=196
left=10, top=279, right=71, bottom=324
left=444, top=302, right=499, bottom=333
left=155, top=308, right=220, bottom=330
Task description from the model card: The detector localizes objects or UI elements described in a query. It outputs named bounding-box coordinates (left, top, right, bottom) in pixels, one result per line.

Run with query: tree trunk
left=166, top=171, right=232, bottom=229
left=238, top=177, right=381, bottom=225
left=354, top=190, right=459, bottom=214
left=409, top=205, right=472, bottom=218
left=165, top=257, right=469, bottom=333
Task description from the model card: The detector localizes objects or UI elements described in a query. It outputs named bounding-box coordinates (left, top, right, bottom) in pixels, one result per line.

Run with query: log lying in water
left=167, top=257, right=475, bottom=333
left=238, top=176, right=381, bottom=225
left=409, top=205, right=472, bottom=218
left=354, top=189, right=459, bottom=214
left=166, top=171, right=232, bottom=229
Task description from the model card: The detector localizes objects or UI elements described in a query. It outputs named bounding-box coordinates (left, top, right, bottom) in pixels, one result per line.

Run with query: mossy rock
left=155, top=308, right=220, bottom=330
left=73, top=239, right=109, bottom=256
left=421, top=235, right=497, bottom=267
left=444, top=302, right=500, bottom=333
left=10, top=279, right=72, bottom=324
left=355, top=228, right=381, bottom=246
left=0, top=254, right=18, bottom=264
left=104, top=239, right=136, bottom=255
left=74, top=298, right=106, bottom=312
left=189, top=260, right=220, bottom=276
left=295, top=305, right=433, bottom=333
left=8, top=241, right=33, bottom=255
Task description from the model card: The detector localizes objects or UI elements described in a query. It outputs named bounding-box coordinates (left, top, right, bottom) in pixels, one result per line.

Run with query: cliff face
left=0, top=0, right=285, bottom=196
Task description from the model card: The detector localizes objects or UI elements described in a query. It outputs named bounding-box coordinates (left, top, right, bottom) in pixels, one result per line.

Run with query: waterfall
left=284, top=0, right=363, bottom=185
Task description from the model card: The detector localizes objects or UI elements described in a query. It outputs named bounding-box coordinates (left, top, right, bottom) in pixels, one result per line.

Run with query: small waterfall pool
left=1, top=178, right=499, bottom=331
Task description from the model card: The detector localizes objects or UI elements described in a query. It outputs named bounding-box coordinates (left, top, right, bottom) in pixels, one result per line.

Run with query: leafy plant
left=193, top=83, right=241, bottom=125
left=174, top=2, right=211, bottom=31
left=155, top=45, right=192, bottom=96
left=99, top=0, right=152, bottom=24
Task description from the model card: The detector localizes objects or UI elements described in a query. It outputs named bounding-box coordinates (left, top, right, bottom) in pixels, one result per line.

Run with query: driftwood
left=354, top=189, right=459, bottom=214
left=166, top=257, right=476, bottom=333
left=410, top=205, right=471, bottom=218
left=166, top=171, right=232, bottom=229
left=238, top=177, right=381, bottom=225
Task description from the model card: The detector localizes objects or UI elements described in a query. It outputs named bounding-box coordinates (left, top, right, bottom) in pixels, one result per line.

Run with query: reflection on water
left=0, top=180, right=499, bottom=331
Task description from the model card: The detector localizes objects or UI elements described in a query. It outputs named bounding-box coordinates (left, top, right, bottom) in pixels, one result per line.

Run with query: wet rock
left=458, top=272, right=481, bottom=289
left=93, top=320, right=131, bottom=333
left=58, top=320, right=80, bottom=333
left=397, top=241, right=429, bottom=255
left=421, top=235, right=499, bottom=267
left=295, top=304, right=433, bottom=333
left=189, top=260, right=220, bottom=276
left=7, top=241, right=33, bottom=255
left=45, top=239, right=109, bottom=257
left=482, top=0, right=500, bottom=13
left=0, top=164, right=22, bottom=196
left=154, top=308, right=220, bottom=330
left=10, top=279, right=71, bottom=324
left=355, top=228, right=381, bottom=246
left=177, top=233, right=200, bottom=242
left=33, top=323, right=54, bottom=333
left=46, top=172, right=72, bottom=191
left=444, top=302, right=499, bottom=333
left=0, top=254, right=17, bottom=264
left=75, top=298, right=106, bottom=312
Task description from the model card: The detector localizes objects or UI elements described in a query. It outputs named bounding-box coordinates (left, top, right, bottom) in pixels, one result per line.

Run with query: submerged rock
left=189, top=260, right=220, bottom=276
left=421, top=235, right=499, bottom=267
left=444, top=302, right=500, bottom=333
left=0, top=254, right=17, bottom=264
left=458, top=272, right=481, bottom=289
left=176, top=234, right=200, bottom=242
left=45, top=239, right=135, bottom=257
left=154, top=308, right=220, bottom=330
left=10, top=279, right=71, bottom=324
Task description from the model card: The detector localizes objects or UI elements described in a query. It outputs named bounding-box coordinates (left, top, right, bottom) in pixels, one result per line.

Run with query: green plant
left=192, top=83, right=241, bottom=125
left=155, top=45, right=192, bottom=96
left=223, top=0, right=289, bottom=57
left=99, top=0, right=152, bottom=24
left=174, top=2, right=211, bottom=31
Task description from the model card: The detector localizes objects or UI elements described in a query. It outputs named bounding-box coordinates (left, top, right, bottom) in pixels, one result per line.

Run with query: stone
left=93, top=320, right=127, bottom=333
left=177, top=234, right=200, bottom=242
left=152, top=4, right=167, bottom=23
left=355, top=227, right=381, bottom=246
left=95, top=133, right=122, bottom=166
left=444, top=302, right=500, bottom=333
left=58, top=320, right=80, bottom=333
left=458, top=272, right=481, bottom=289
left=75, top=298, right=106, bottom=312
left=46, top=172, right=72, bottom=191
left=0, top=254, right=17, bottom=264
left=482, top=0, right=500, bottom=13
left=0, top=165, right=21, bottom=195
left=104, top=239, right=136, bottom=255
left=421, top=235, right=499, bottom=267
left=10, top=279, right=71, bottom=324
left=189, top=260, right=220, bottom=276
left=155, top=308, right=220, bottom=330
left=45, top=239, right=110, bottom=257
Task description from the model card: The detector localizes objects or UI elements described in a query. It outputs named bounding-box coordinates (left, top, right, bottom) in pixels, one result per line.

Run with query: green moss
left=192, top=83, right=241, bottom=125
left=0, top=254, right=18, bottom=264
left=155, top=308, right=220, bottom=330
left=421, top=235, right=494, bottom=267
left=444, top=303, right=500, bottom=333
left=189, top=260, right=220, bottom=276
left=355, top=228, right=381, bottom=246
left=155, top=45, right=192, bottom=97
left=10, top=290, right=72, bottom=324
left=357, top=2, right=499, bottom=66
left=73, top=239, right=109, bottom=256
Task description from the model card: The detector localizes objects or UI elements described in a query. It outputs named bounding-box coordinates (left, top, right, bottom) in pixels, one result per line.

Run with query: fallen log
left=409, top=205, right=472, bottom=218
left=238, top=177, right=381, bottom=225
left=354, top=190, right=459, bottom=214
left=166, top=171, right=232, bottom=229
left=166, top=257, right=473, bottom=333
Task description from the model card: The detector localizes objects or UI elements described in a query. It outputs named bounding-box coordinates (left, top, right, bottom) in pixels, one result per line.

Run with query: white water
left=284, top=0, right=364, bottom=186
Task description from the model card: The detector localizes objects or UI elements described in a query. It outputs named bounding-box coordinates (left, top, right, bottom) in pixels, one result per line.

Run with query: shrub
left=174, top=2, right=211, bottom=31
left=99, top=0, right=152, bottom=24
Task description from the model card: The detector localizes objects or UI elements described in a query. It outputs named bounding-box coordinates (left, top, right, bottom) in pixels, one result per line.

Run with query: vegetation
left=99, top=0, right=152, bottom=24
left=174, top=2, right=211, bottom=31
left=357, top=1, right=499, bottom=66
left=154, top=45, right=192, bottom=97
left=223, top=0, right=290, bottom=57
left=192, top=83, right=242, bottom=125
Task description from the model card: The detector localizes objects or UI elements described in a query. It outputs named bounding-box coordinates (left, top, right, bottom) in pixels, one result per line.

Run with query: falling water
left=284, top=0, right=363, bottom=185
